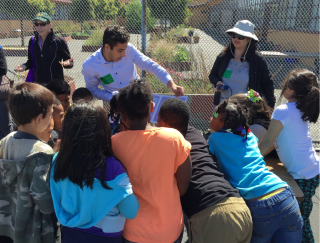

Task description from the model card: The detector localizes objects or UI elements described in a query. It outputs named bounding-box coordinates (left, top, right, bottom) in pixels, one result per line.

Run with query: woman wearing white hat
left=209, top=20, right=275, bottom=108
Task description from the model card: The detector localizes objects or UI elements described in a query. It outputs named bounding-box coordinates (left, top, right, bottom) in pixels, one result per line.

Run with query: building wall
left=267, top=30, right=320, bottom=66
left=188, top=0, right=223, bottom=28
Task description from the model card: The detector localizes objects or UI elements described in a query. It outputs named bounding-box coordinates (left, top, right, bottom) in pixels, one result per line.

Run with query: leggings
left=295, top=174, right=319, bottom=243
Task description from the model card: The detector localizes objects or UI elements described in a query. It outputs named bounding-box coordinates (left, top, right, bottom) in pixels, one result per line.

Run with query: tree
left=126, top=0, right=157, bottom=30
left=95, top=0, right=118, bottom=22
left=70, top=0, right=96, bottom=32
left=115, top=0, right=126, bottom=18
left=0, top=0, right=55, bottom=46
left=148, top=0, right=192, bottom=28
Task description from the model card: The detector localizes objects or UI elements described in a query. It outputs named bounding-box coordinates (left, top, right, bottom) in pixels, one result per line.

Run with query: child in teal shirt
left=208, top=99, right=302, bottom=243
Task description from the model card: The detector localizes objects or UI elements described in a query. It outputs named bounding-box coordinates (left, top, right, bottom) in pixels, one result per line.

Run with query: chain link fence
left=0, top=0, right=319, bottom=146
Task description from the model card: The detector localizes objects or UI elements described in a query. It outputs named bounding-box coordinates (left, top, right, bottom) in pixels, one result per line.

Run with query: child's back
left=112, top=80, right=191, bottom=243
left=112, top=127, right=190, bottom=243
left=0, top=82, right=56, bottom=243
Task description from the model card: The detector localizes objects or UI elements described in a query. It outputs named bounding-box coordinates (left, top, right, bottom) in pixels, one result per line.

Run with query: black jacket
left=209, top=51, right=275, bottom=108
left=0, top=46, right=7, bottom=77
left=23, top=30, right=73, bottom=84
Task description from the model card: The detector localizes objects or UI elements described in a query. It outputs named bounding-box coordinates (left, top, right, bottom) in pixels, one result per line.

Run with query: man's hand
left=167, top=80, right=185, bottom=97
left=59, top=58, right=74, bottom=67
left=14, top=65, right=26, bottom=72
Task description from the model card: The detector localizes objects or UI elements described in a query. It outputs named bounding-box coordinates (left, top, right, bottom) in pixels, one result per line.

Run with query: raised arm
left=131, top=45, right=185, bottom=97
left=259, top=119, right=283, bottom=156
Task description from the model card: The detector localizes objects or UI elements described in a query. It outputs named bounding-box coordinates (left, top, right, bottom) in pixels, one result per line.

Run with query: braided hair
left=279, top=69, right=319, bottom=123
left=217, top=100, right=251, bottom=139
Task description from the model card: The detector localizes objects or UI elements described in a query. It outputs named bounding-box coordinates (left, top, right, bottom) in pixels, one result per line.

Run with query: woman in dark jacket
left=15, top=12, right=73, bottom=84
left=209, top=20, right=275, bottom=108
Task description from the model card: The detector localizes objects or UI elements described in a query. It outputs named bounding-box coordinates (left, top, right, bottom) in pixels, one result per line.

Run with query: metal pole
left=141, top=0, right=147, bottom=78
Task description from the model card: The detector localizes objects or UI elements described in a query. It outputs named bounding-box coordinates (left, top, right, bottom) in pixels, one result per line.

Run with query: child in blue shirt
left=50, top=102, right=139, bottom=243
left=208, top=99, right=302, bottom=243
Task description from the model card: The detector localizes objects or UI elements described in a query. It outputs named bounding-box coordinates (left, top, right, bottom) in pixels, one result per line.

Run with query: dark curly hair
left=159, top=98, right=190, bottom=136
left=220, top=38, right=258, bottom=62
left=103, top=25, right=130, bottom=49
left=109, top=92, right=119, bottom=118
left=117, top=78, right=153, bottom=120
left=279, top=69, right=319, bottom=123
left=229, top=93, right=271, bottom=122
left=217, top=100, right=251, bottom=138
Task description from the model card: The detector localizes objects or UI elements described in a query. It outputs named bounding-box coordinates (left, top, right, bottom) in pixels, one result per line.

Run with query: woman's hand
left=216, top=81, right=225, bottom=92
left=14, top=65, right=26, bottom=72
left=59, top=58, right=74, bottom=67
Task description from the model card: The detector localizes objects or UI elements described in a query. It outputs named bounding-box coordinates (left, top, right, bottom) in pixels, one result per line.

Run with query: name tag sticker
left=222, top=70, right=232, bottom=79
left=100, top=74, right=114, bottom=85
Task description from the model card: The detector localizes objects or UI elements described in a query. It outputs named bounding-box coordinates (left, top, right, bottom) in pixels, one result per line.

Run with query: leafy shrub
left=55, top=22, right=80, bottom=34
left=174, top=46, right=191, bottom=62
left=83, top=28, right=103, bottom=46
left=83, top=22, right=92, bottom=33
left=71, top=31, right=90, bottom=36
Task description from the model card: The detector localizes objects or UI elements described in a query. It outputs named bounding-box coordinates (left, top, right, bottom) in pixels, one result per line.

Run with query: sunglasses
left=231, top=33, right=246, bottom=40
left=34, top=22, right=48, bottom=27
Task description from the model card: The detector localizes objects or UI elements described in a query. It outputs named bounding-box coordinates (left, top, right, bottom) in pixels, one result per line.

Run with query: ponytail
left=279, top=69, right=319, bottom=123
left=297, top=86, right=319, bottom=123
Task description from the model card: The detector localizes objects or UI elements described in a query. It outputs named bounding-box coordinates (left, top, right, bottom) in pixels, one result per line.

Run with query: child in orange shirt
left=112, top=79, right=192, bottom=243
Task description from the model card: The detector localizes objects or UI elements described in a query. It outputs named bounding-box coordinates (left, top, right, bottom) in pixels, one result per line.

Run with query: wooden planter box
left=3, top=47, right=28, bottom=56
left=82, top=45, right=101, bottom=52
left=71, top=35, right=89, bottom=40
left=0, top=33, right=8, bottom=39
left=165, top=61, right=191, bottom=71
left=63, top=36, right=72, bottom=42
left=177, top=36, right=191, bottom=44
left=193, top=36, right=200, bottom=44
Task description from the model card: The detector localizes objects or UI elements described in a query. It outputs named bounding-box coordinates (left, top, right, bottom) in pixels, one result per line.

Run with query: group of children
left=0, top=68, right=319, bottom=243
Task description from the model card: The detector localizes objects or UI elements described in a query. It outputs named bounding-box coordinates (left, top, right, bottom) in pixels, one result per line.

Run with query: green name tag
left=222, top=70, right=232, bottom=79
left=100, top=74, right=114, bottom=85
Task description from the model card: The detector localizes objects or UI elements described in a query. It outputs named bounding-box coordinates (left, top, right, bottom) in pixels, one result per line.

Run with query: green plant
left=83, top=22, right=92, bottom=33
left=174, top=46, right=191, bottom=62
left=55, top=22, right=80, bottom=34
left=95, top=0, right=118, bottom=21
left=83, top=28, right=103, bottom=46
left=71, top=31, right=90, bottom=36
left=126, top=0, right=157, bottom=30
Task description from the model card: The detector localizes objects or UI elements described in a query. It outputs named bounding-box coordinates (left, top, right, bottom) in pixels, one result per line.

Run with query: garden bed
left=177, top=36, right=191, bottom=44
left=2, top=46, right=28, bottom=56
left=71, top=35, right=89, bottom=40
left=0, top=33, right=8, bottom=39
left=164, top=61, right=192, bottom=71
left=82, top=45, right=101, bottom=52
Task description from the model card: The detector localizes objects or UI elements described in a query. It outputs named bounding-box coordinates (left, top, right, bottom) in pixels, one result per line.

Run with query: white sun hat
left=226, top=20, right=259, bottom=41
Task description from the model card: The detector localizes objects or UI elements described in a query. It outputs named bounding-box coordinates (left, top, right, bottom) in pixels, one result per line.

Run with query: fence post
left=141, top=0, right=147, bottom=78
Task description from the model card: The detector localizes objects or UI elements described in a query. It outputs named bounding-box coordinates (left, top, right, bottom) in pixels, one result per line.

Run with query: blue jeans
left=245, top=187, right=303, bottom=243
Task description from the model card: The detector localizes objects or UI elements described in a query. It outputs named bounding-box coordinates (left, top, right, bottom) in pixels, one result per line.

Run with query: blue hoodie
left=50, top=153, right=139, bottom=237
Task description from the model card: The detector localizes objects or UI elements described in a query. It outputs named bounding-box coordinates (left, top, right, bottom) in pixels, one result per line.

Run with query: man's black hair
left=46, top=79, right=71, bottom=96
left=117, top=78, right=153, bottom=120
left=159, top=98, right=190, bottom=135
left=72, top=87, right=93, bottom=102
left=103, top=25, right=130, bottom=50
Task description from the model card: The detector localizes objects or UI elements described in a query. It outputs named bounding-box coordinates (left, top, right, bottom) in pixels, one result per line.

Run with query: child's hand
left=53, top=139, right=61, bottom=153
left=216, top=81, right=225, bottom=92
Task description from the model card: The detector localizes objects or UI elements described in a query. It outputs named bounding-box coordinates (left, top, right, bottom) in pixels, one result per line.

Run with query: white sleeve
left=271, top=104, right=289, bottom=126
left=130, top=45, right=172, bottom=85
left=81, top=64, right=113, bottom=102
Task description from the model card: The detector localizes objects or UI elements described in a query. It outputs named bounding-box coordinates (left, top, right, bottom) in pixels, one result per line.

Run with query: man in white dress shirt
left=82, top=25, right=185, bottom=102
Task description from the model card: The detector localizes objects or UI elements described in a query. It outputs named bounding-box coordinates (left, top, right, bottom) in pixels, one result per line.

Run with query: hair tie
left=246, top=89, right=261, bottom=103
